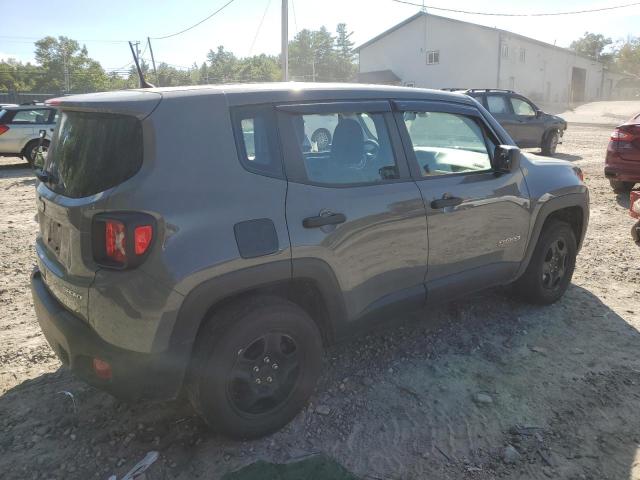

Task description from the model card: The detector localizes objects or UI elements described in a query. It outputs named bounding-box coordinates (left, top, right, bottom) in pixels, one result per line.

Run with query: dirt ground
left=1, top=124, right=639, bottom=480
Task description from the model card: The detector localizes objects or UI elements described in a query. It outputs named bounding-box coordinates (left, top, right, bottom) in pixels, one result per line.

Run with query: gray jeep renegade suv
left=31, top=83, right=588, bottom=439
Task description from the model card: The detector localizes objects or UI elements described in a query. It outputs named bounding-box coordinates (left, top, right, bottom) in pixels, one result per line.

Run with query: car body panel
left=605, top=115, right=640, bottom=183
left=0, top=106, right=56, bottom=156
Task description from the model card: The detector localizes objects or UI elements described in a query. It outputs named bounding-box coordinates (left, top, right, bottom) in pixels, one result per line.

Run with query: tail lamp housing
left=92, top=212, right=156, bottom=269
left=0, top=125, right=9, bottom=136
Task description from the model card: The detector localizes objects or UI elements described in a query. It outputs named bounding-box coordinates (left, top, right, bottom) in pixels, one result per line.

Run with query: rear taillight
left=611, top=126, right=639, bottom=142
left=93, top=213, right=156, bottom=269
left=105, top=220, right=126, bottom=263
left=573, top=166, right=584, bottom=182
left=134, top=225, right=153, bottom=255
left=0, top=125, right=9, bottom=136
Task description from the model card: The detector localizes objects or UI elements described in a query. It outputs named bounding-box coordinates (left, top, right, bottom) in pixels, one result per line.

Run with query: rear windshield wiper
left=35, top=168, right=58, bottom=185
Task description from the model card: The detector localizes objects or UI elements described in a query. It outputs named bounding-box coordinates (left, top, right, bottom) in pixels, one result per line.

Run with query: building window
left=426, top=50, right=439, bottom=65
left=501, top=43, right=509, bottom=59
left=519, top=48, right=526, bottom=62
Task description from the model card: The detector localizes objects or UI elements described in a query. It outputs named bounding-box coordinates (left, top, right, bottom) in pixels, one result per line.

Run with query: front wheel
left=23, top=139, right=49, bottom=168
left=541, top=130, right=559, bottom=156
left=187, top=296, right=323, bottom=439
left=511, top=220, right=577, bottom=305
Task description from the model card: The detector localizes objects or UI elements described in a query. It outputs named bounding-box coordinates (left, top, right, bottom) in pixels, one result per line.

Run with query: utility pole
left=147, top=37, right=158, bottom=86
left=282, top=0, right=288, bottom=81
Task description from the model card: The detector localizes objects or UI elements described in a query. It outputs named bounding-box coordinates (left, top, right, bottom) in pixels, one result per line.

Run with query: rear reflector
left=134, top=225, right=153, bottom=255
left=105, top=220, right=126, bottom=264
left=0, top=125, right=8, bottom=136
left=92, top=358, right=112, bottom=380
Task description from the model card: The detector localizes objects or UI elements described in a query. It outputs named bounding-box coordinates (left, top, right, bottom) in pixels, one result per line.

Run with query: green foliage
left=615, top=37, right=640, bottom=77
left=570, top=32, right=613, bottom=61
left=3, top=22, right=358, bottom=94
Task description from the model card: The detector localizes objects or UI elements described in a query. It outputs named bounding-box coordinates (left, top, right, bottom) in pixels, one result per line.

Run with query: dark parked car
left=0, top=104, right=57, bottom=166
left=605, top=113, right=640, bottom=193
left=456, top=89, right=567, bottom=156
left=31, top=84, right=588, bottom=439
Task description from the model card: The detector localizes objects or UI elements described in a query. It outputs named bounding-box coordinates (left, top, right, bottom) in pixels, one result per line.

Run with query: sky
left=1, top=0, right=639, bottom=72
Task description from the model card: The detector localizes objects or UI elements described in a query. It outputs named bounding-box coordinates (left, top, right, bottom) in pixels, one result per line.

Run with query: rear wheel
left=541, top=130, right=559, bottom=156
left=609, top=179, right=635, bottom=194
left=23, top=139, right=49, bottom=168
left=187, top=296, right=323, bottom=439
left=511, top=220, right=577, bottom=305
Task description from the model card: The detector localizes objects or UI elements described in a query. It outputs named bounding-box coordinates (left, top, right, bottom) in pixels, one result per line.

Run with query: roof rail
left=465, top=88, right=515, bottom=94
left=440, top=87, right=467, bottom=91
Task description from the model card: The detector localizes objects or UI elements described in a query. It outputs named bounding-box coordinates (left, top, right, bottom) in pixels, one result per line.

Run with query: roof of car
left=52, top=82, right=476, bottom=108
left=2, top=103, right=53, bottom=110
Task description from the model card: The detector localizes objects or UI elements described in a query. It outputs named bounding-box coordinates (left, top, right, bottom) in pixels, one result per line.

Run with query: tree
left=0, top=58, right=40, bottom=93
left=570, top=32, right=613, bottom=62
left=33, top=36, right=109, bottom=93
left=206, top=46, right=239, bottom=83
left=334, top=23, right=357, bottom=82
left=236, top=54, right=280, bottom=82
left=615, top=36, right=640, bottom=77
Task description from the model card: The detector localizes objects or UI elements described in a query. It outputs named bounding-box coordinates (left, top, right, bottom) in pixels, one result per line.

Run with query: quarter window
left=486, top=95, right=510, bottom=114
left=232, top=106, right=282, bottom=178
left=426, top=50, right=440, bottom=65
left=288, top=111, right=399, bottom=185
left=403, top=111, right=492, bottom=177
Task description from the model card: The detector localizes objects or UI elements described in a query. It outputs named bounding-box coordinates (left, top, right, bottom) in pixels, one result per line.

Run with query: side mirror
left=494, top=145, right=520, bottom=173
left=39, top=129, right=47, bottom=139
left=535, top=109, right=543, bottom=118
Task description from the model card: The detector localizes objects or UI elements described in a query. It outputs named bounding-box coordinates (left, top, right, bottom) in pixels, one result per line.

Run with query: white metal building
left=357, top=12, right=622, bottom=104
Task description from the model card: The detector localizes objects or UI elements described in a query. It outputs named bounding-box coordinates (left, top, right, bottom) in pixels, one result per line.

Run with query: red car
left=605, top=113, right=640, bottom=193
left=631, top=191, right=640, bottom=245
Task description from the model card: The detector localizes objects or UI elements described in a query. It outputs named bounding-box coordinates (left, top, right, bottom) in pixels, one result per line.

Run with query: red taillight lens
left=134, top=225, right=153, bottom=255
left=0, top=125, right=9, bottom=136
left=105, top=220, right=126, bottom=263
left=92, top=358, right=112, bottom=380
left=573, top=167, right=584, bottom=182
left=611, top=126, right=639, bottom=141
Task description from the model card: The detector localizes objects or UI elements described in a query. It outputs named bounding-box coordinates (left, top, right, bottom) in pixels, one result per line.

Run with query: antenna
left=128, top=41, right=155, bottom=88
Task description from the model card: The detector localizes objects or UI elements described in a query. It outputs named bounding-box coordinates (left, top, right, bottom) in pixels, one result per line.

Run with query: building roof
left=355, top=11, right=600, bottom=64
left=357, top=70, right=402, bottom=84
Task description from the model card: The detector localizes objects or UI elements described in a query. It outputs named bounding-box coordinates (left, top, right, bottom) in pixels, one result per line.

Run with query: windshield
left=43, top=111, right=143, bottom=198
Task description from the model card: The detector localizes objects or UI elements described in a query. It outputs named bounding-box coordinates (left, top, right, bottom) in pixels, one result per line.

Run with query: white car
left=0, top=104, right=57, bottom=166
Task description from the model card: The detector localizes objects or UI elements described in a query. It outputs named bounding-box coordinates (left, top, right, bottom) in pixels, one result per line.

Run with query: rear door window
left=486, top=95, right=510, bottom=115
left=43, top=111, right=143, bottom=198
left=10, top=109, right=52, bottom=124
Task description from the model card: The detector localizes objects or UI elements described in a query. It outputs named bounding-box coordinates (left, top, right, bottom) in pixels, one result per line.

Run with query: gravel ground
left=1, top=124, right=639, bottom=480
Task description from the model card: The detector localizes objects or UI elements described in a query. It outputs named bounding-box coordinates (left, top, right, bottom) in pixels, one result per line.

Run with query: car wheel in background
left=609, top=179, right=635, bottom=194
left=187, top=296, right=323, bottom=439
left=541, top=130, right=559, bottom=156
left=311, top=128, right=332, bottom=151
left=511, top=220, right=577, bottom=305
left=23, top=139, right=49, bottom=168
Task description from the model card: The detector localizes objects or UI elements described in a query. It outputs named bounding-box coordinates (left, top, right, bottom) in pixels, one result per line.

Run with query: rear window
left=43, top=111, right=143, bottom=198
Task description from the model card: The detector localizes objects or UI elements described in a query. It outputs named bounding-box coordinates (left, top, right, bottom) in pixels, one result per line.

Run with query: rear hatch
left=35, top=90, right=161, bottom=320
left=612, top=115, right=640, bottom=162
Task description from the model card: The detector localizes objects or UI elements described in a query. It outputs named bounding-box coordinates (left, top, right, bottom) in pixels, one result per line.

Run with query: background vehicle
left=0, top=104, right=57, bottom=166
left=454, top=89, right=567, bottom=156
left=31, top=84, right=588, bottom=440
left=605, top=113, right=640, bottom=193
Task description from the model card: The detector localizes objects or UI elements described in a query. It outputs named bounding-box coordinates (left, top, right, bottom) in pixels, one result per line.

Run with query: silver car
left=0, top=105, right=57, bottom=166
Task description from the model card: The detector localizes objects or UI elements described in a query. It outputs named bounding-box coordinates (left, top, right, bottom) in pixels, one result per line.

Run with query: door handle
left=431, top=196, right=463, bottom=209
left=303, top=212, right=346, bottom=228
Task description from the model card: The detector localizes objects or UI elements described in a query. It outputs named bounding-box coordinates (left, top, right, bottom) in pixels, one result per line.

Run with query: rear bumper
left=31, top=268, right=186, bottom=401
left=605, top=152, right=640, bottom=183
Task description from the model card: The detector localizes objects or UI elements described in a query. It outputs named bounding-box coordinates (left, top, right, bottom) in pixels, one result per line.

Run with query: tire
left=311, top=128, right=332, bottom=151
left=23, top=139, right=49, bottom=168
left=511, top=220, right=577, bottom=305
left=541, top=130, right=559, bottom=156
left=609, top=179, right=635, bottom=194
left=187, top=296, right=323, bottom=439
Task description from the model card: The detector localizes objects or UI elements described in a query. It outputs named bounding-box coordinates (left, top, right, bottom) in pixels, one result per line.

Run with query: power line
left=392, top=0, right=640, bottom=16
left=249, top=0, right=273, bottom=56
left=151, top=0, right=237, bottom=40
left=0, top=35, right=129, bottom=43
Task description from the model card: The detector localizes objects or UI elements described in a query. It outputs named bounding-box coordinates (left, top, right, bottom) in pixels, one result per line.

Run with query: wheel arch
left=516, top=193, right=589, bottom=279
